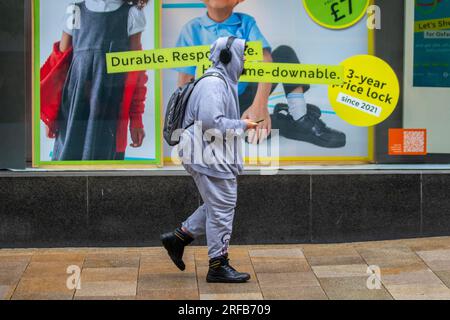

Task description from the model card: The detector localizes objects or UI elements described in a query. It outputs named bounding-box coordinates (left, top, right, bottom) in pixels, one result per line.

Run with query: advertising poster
left=162, top=0, right=373, bottom=163
left=414, top=0, right=450, bottom=87
left=33, top=0, right=162, bottom=167
left=404, top=0, right=450, bottom=154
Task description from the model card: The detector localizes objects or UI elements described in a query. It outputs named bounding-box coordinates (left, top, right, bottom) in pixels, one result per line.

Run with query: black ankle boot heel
left=160, top=228, right=194, bottom=271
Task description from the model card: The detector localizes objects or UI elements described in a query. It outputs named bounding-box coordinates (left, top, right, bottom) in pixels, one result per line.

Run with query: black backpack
left=163, top=72, right=227, bottom=146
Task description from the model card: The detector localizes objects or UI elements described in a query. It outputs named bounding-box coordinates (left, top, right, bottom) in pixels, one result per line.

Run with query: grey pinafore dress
left=53, top=2, right=131, bottom=160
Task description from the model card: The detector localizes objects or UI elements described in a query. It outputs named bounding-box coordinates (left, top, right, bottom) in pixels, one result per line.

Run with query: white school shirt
left=63, top=0, right=146, bottom=36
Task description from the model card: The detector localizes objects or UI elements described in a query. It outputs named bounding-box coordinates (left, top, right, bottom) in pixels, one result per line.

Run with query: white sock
left=287, top=92, right=307, bottom=121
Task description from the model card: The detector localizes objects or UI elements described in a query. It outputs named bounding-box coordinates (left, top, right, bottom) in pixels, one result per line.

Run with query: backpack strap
left=184, top=72, right=228, bottom=129
left=195, top=71, right=228, bottom=89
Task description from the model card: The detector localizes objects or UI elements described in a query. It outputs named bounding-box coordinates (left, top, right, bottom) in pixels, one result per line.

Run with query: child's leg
left=182, top=204, right=208, bottom=238
left=205, top=177, right=237, bottom=259
left=180, top=166, right=209, bottom=237
left=271, top=45, right=311, bottom=120
left=114, top=152, right=125, bottom=160
left=190, top=173, right=238, bottom=259
left=239, top=82, right=278, bottom=116
left=271, top=45, right=310, bottom=95
left=269, top=46, right=346, bottom=147
left=239, top=45, right=309, bottom=118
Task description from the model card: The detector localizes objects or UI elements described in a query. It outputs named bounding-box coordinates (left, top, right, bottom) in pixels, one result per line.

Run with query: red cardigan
left=40, top=42, right=148, bottom=153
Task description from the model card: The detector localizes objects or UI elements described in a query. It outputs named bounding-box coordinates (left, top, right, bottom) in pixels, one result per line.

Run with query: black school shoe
left=160, top=228, right=194, bottom=271
left=271, top=103, right=346, bottom=148
left=206, top=255, right=251, bottom=283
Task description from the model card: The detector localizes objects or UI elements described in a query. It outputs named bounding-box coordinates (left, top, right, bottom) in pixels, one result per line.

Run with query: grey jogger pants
left=182, top=166, right=238, bottom=259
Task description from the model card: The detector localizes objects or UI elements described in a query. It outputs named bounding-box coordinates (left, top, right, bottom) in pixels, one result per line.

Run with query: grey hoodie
left=179, top=37, right=247, bottom=179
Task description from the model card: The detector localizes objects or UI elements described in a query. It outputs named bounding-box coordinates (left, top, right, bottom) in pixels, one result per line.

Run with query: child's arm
left=129, top=32, right=146, bottom=148
left=130, top=32, right=142, bottom=51
left=174, top=23, right=196, bottom=87
left=43, top=32, right=72, bottom=138
left=241, top=48, right=272, bottom=143
left=59, top=32, right=72, bottom=53
left=197, top=81, right=256, bottom=134
left=178, top=72, right=194, bottom=87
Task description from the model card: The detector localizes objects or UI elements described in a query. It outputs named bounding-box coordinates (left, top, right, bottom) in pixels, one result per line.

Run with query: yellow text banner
left=415, top=17, right=450, bottom=32
left=106, top=41, right=263, bottom=73
left=197, top=62, right=344, bottom=85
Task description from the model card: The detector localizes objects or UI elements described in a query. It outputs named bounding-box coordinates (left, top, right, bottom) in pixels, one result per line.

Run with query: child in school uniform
left=174, top=0, right=346, bottom=148
left=40, top=0, right=149, bottom=160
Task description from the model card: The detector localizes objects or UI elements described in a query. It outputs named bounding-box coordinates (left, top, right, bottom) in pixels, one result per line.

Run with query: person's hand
left=241, top=102, right=271, bottom=144
left=130, top=128, right=145, bottom=147
left=243, top=119, right=259, bottom=130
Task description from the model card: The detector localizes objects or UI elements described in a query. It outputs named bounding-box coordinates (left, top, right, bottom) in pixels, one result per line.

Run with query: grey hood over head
left=209, top=36, right=246, bottom=84
left=179, top=37, right=247, bottom=179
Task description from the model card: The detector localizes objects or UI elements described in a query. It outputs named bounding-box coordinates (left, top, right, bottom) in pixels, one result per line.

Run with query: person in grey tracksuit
left=161, top=37, right=257, bottom=283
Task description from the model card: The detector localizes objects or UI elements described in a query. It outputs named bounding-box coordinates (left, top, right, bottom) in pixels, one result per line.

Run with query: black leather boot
left=271, top=103, right=346, bottom=148
left=206, top=255, right=251, bottom=283
left=160, top=228, right=194, bottom=271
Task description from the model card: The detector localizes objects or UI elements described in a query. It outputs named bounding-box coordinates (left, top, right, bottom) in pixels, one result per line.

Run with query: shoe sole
left=281, top=129, right=346, bottom=148
left=273, top=117, right=346, bottom=148
left=206, top=276, right=250, bottom=283
left=160, top=235, right=186, bottom=271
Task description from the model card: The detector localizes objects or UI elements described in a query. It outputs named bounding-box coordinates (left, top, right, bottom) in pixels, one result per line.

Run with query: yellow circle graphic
left=328, top=55, right=400, bottom=127
left=303, top=0, right=370, bottom=30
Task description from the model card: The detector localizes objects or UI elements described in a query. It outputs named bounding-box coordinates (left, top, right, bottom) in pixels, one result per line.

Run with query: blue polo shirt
left=175, top=12, right=271, bottom=95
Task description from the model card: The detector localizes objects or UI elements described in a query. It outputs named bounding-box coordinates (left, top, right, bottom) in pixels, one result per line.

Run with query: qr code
left=404, top=131, right=425, bottom=153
